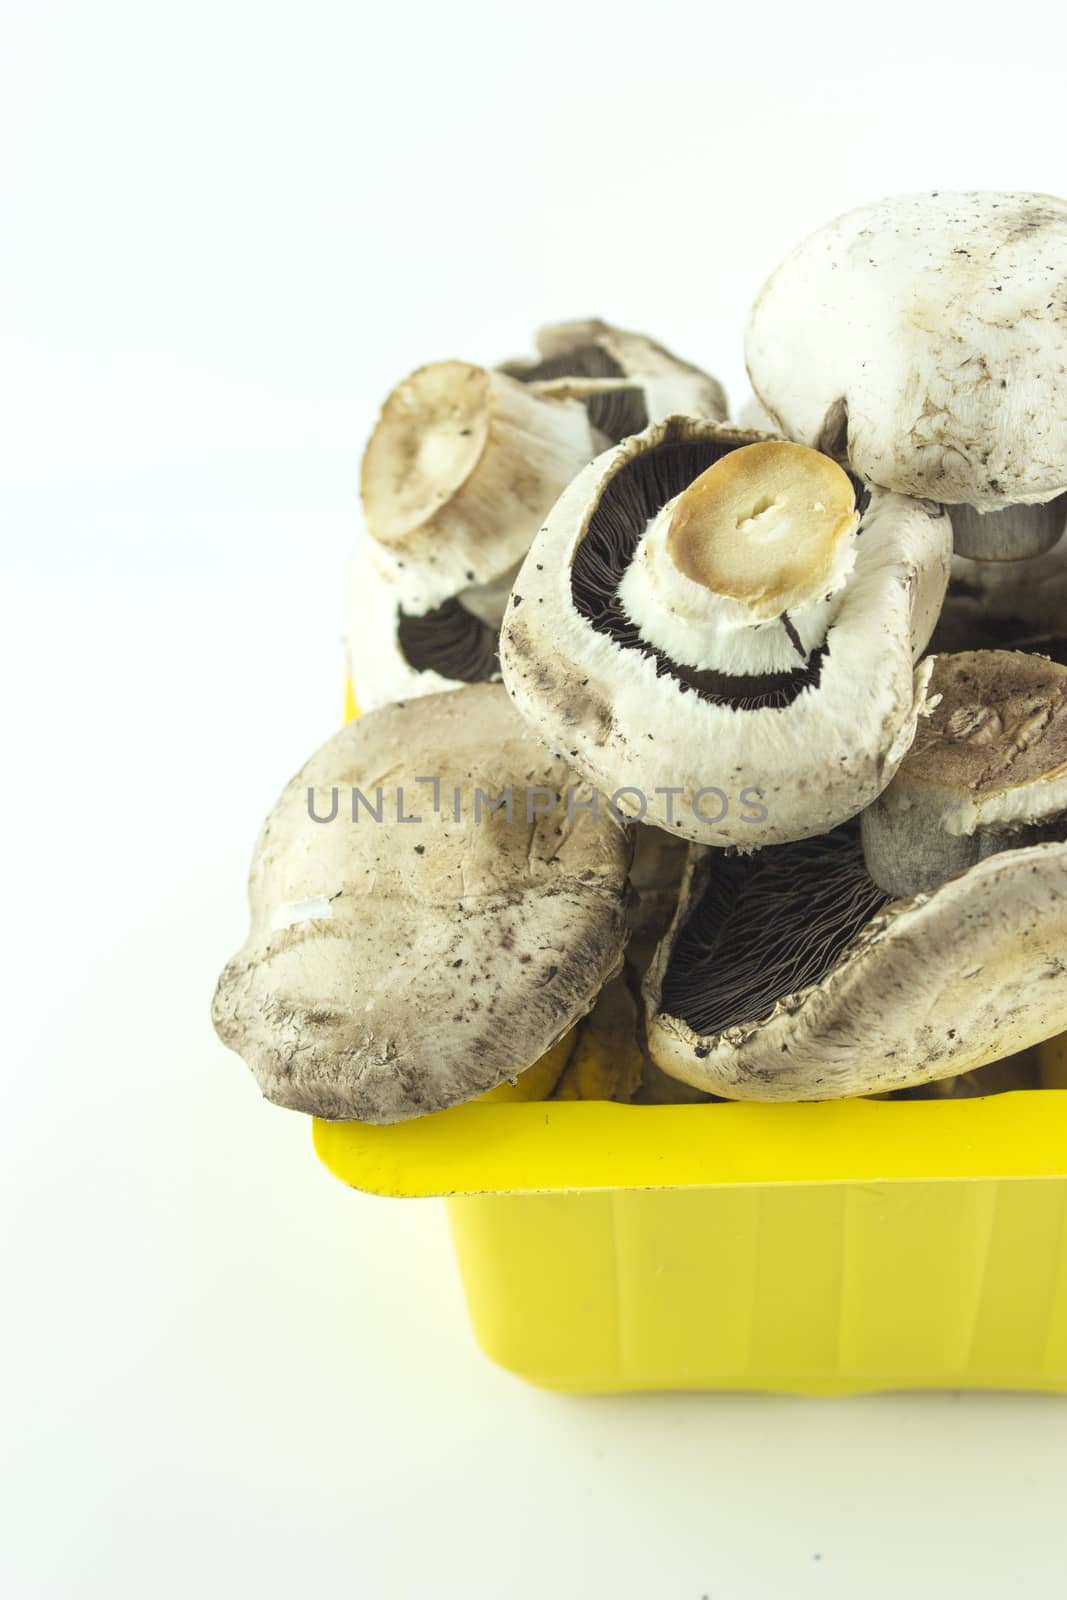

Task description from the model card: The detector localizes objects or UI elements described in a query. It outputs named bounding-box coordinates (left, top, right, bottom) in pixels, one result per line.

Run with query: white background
left=4, top=2, right=1067, bottom=1595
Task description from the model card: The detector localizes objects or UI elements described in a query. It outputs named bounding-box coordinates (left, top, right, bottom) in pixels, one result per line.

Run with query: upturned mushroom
left=499, top=416, right=951, bottom=846
left=745, top=191, right=1067, bottom=561
left=642, top=651, right=1067, bottom=1101
left=212, top=682, right=632, bottom=1122
left=350, top=359, right=604, bottom=710
left=351, top=325, right=726, bottom=713
left=500, top=316, right=727, bottom=436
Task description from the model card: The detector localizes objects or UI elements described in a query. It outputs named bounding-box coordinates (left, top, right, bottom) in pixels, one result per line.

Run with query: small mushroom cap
left=502, top=317, right=728, bottom=422
left=644, top=831, right=1067, bottom=1101
left=212, top=684, right=631, bottom=1123
left=879, top=651, right=1067, bottom=836
left=359, top=360, right=598, bottom=613
left=500, top=415, right=951, bottom=846
left=361, top=360, right=491, bottom=547
left=746, top=192, right=1067, bottom=510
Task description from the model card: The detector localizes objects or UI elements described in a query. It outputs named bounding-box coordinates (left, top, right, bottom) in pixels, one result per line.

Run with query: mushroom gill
left=395, top=598, right=500, bottom=683
left=659, top=826, right=889, bottom=1039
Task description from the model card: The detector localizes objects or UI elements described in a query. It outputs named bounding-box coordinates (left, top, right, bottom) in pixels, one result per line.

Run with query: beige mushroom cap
left=746, top=191, right=1067, bottom=512
left=213, top=684, right=632, bottom=1123
left=644, top=832, right=1067, bottom=1101
left=883, top=651, right=1067, bottom=832
left=861, top=649, right=1067, bottom=897
left=360, top=360, right=600, bottom=615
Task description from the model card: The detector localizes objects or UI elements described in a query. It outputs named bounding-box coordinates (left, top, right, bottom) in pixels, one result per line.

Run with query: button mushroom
left=500, top=316, right=727, bottom=438
left=642, top=650, right=1067, bottom=1101
left=499, top=415, right=951, bottom=846
left=350, top=359, right=604, bottom=711
left=350, top=326, right=727, bottom=714
left=212, top=683, right=632, bottom=1122
left=861, top=650, right=1067, bottom=898
left=745, top=191, right=1067, bottom=561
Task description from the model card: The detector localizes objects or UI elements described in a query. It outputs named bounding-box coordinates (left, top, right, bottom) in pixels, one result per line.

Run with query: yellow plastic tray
left=315, top=1041, right=1067, bottom=1394
left=317, top=683, right=1067, bottom=1393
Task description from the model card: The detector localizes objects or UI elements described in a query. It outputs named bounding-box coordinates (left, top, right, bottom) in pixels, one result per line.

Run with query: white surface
left=3, top=3, right=1067, bottom=1595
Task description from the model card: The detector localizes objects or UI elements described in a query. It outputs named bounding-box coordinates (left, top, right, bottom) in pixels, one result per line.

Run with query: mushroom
left=349, top=359, right=604, bottom=710
left=931, top=529, right=1067, bottom=655
left=643, top=651, right=1067, bottom=1101
left=745, top=191, right=1067, bottom=561
left=212, top=682, right=632, bottom=1123
left=862, top=651, right=1067, bottom=898
left=346, top=538, right=504, bottom=714
left=499, top=415, right=951, bottom=846
left=350, top=326, right=727, bottom=713
left=501, top=317, right=727, bottom=436
left=643, top=823, right=1067, bottom=1101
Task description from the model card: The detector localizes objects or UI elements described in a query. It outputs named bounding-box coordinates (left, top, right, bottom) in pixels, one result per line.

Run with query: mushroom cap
left=879, top=650, right=1067, bottom=836
left=501, top=316, right=728, bottom=423
left=359, top=360, right=598, bottom=613
left=745, top=191, right=1067, bottom=510
left=499, top=415, right=951, bottom=847
left=212, top=684, right=632, bottom=1123
left=644, top=831, right=1067, bottom=1100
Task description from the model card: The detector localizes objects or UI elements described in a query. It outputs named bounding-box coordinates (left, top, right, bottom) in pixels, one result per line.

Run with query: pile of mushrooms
left=215, top=194, right=1067, bottom=1121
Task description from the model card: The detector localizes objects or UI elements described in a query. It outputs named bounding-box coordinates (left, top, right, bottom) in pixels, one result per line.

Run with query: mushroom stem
left=360, top=361, right=601, bottom=613
left=950, top=496, right=1067, bottom=562
left=617, top=440, right=860, bottom=675
left=860, top=650, right=1067, bottom=899
left=860, top=790, right=1003, bottom=898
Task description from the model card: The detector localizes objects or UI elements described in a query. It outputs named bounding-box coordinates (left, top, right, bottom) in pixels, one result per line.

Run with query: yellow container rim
left=324, top=686, right=1067, bottom=1203
left=313, top=1087, right=1067, bottom=1200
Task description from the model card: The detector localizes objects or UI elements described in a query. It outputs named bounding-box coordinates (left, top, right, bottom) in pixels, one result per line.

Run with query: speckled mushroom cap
left=642, top=825, right=1067, bottom=1101
left=499, top=415, right=952, bottom=847
left=745, top=192, right=1067, bottom=522
left=212, top=683, right=632, bottom=1123
left=861, top=650, right=1067, bottom=897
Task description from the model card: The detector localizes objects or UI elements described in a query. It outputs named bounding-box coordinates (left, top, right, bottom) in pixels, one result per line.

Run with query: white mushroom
left=346, top=539, right=501, bottom=713
left=349, top=327, right=728, bottom=713
left=349, top=359, right=600, bottom=711
left=745, top=191, right=1067, bottom=560
left=862, top=651, right=1067, bottom=898
left=500, top=317, right=727, bottom=426
left=359, top=359, right=602, bottom=618
left=642, top=821, right=1067, bottom=1101
left=499, top=416, right=951, bottom=846
left=212, top=683, right=632, bottom=1123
